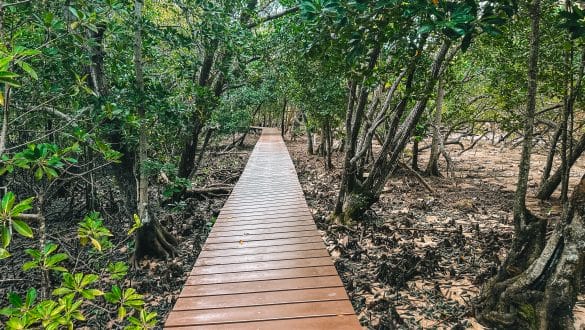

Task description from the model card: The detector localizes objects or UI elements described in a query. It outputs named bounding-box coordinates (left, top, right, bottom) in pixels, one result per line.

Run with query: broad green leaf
left=1, top=225, right=10, bottom=248
left=17, top=62, right=38, bottom=80
left=34, top=167, right=43, bottom=180
left=11, top=197, right=34, bottom=216
left=0, top=248, right=10, bottom=259
left=2, top=191, right=15, bottom=214
left=12, top=220, right=33, bottom=238
left=117, top=306, right=126, bottom=320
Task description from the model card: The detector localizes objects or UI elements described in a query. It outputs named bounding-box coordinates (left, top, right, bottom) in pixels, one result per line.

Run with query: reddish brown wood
left=165, top=301, right=355, bottom=327
left=167, top=315, right=361, bottom=330
left=198, top=242, right=327, bottom=258
left=186, top=266, right=340, bottom=285
left=164, top=128, right=360, bottom=329
left=208, top=224, right=318, bottom=238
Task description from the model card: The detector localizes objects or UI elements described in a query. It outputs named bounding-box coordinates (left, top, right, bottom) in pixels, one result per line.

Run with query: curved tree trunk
left=536, top=132, right=585, bottom=199
left=476, top=174, right=585, bottom=329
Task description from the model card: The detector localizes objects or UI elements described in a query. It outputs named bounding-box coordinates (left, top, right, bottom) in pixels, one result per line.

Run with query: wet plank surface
left=164, top=128, right=361, bottom=329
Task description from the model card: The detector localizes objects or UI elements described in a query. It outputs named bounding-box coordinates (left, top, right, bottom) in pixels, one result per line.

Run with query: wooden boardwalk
left=164, top=128, right=361, bottom=329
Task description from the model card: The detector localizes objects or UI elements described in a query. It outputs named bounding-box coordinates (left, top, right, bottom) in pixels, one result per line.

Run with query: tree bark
left=476, top=0, right=548, bottom=326
left=477, top=173, right=585, bottom=329
left=336, top=41, right=451, bottom=222
left=281, top=98, right=287, bottom=138
left=302, top=112, right=314, bottom=154
left=426, top=78, right=445, bottom=176
left=131, top=0, right=176, bottom=263
left=537, top=131, right=585, bottom=199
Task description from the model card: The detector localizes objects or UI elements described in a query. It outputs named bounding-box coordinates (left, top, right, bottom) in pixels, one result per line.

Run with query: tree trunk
left=177, top=41, right=218, bottom=179
left=131, top=0, right=176, bottom=263
left=303, top=112, right=314, bottom=154
left=324, top=121, right=333, bottom=170
left=412, top=139, right=419, bottom=171
left=281, top=98, right=287, bottom=138
left=539, top=124, right=562, bottom=186
left=426, top=78, right=445, bottom=176
left=477, top=174, right=585, bottom=329
left=476, top=0, right=548, bottom=326
left=337, top=41, right=451, bottom=222
left=536, top=132, right=585, bottom=200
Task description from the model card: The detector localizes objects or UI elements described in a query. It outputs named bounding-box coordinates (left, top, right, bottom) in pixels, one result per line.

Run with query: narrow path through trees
left=164, top=128, right=360, bottom=329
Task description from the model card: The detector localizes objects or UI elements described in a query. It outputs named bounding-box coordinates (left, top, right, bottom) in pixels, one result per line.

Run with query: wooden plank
left=204, top=230, right=321, bottom=244
left=186, top=266, right=339, bottom=285
left=219, top=207, right=312, bottom=216
left=213, top=214, right=313, bottom=226
left=172, top=287, right=349, bottom=311
left=210, top=221, right=316, bottom=232
left=202, top=236, right=323, bottom=251
left=208, top=224, right=317, bottom=237
left=190, top=257, right=334, bottom=275
left=165, top=301, right=355, bottom=327
left=197, top=242, right=327, bottom=258
left=181, top=275, right=343, bottom=297
left=195, top=249, right=328, bottom=266
left=166, top=315, right=362, bottom=330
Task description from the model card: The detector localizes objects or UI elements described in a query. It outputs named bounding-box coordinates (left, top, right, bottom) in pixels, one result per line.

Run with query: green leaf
left=0, top=248, right=10, bottom=259
left=17, top=62, right=38, bottom=80
left=0, top=71, right=20, bottom=87
left=46, top=253, right=68, bottom=266
left=22, top=261, right=37, bottom=271
left=2, top=191, right=15, bottom=214
left=52, top=287, right=73, bottom=296
left=44, top=167, right=59, bottom=179
left=1, top=225, right=10, bottom=248
left=0, top=56, right=13, bottom=70
left=117, top=306, right=126, bottom=320
left=34, top=167, right=43, bottom=180
left=418, top=24, right=433, bottom=35
left=25, top=288, right=37, bottom=306
left=11, top=197, right=34, bottom=216
left=12, top=220, right=33, bottom=238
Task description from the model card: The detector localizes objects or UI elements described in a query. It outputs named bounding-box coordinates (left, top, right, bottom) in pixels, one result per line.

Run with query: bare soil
left=287, top=135, right=585, bottom=329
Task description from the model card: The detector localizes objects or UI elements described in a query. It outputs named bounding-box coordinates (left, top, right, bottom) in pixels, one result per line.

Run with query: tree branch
left=247, top=6, right=299, bottom=28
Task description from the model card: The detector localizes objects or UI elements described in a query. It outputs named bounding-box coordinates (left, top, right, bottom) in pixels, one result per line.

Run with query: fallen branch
left=419, top=139, right=464, bottom=152
left=185, top=185, right=234, bottom=196
left=15, top=213, right=44, bottom=221
left=396, top=227, right=457, bottom=233
left=398, top=161, right=435, bottom=194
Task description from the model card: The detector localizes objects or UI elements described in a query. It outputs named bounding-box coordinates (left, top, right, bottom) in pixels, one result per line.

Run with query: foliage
left=1, top=210, right=157, bottom=329
left=77, top=212, right=113, bottom=252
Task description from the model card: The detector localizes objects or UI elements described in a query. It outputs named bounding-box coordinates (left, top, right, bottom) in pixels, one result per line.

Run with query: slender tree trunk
left=412, top=139, right=419, bottom=171
left=537, top=132, right=585, bottom=199
left=426, top=78, right=445, bottom=176
left=132, top=0, right=176, bottom=263
left=177, top=41, right=217, bottom=179
left=302, top=112, right=314, bottom=154
left=540, top=124, right=562, bottom=186
left=476, top=1, right=549, bottom=325
left=189, top=127, right=214, bottom=179
left=281, top=98, right=287, bottom=138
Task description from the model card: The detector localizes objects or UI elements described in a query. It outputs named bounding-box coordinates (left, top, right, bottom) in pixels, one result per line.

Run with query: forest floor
left=287, top=135, right=585, bottom=330
left=0, top=133, right=259, bottom=329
